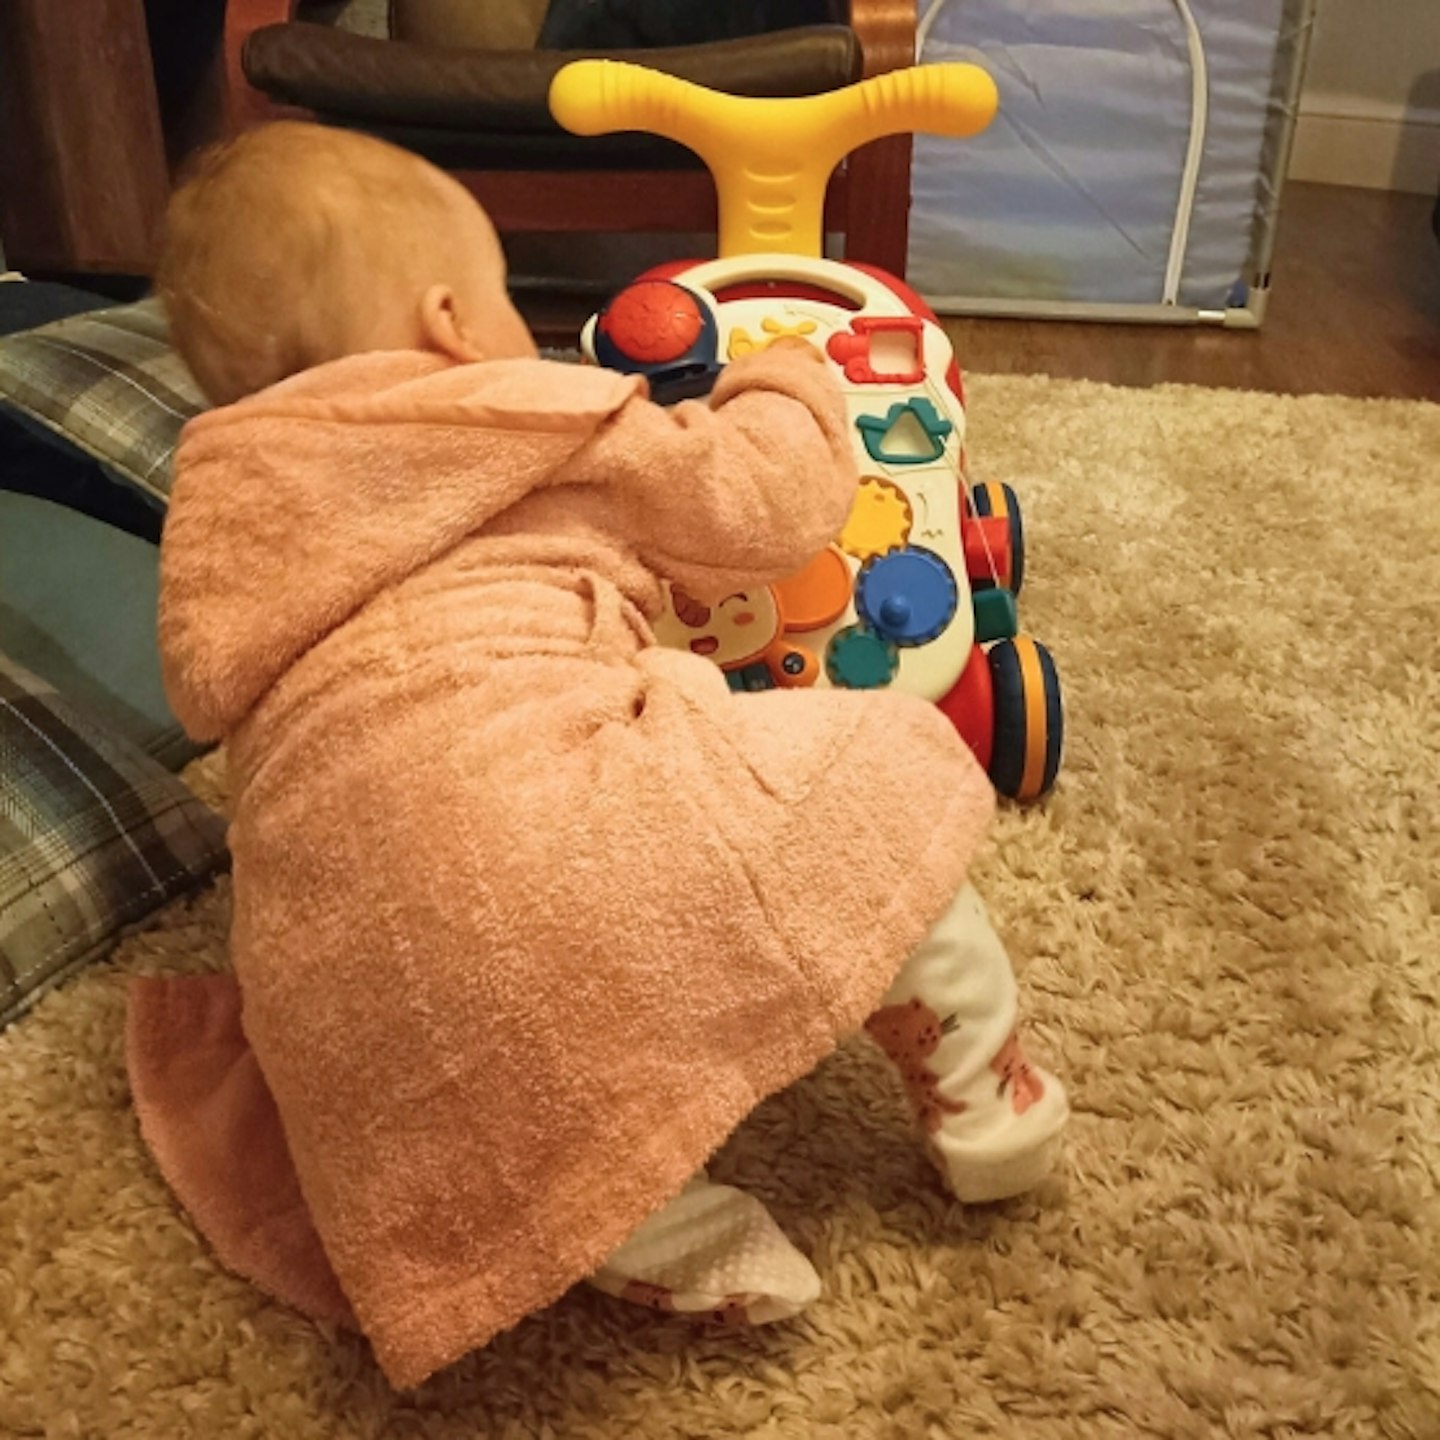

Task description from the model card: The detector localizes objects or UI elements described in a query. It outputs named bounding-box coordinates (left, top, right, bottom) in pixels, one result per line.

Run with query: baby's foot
left=589, top=1174, right=820, bottom=1324
left=931, top=1046, right=1070, bottom=1203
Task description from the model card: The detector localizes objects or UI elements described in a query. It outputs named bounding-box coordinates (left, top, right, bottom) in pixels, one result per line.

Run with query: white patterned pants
left=588, top=884, right=1069, bottom=1324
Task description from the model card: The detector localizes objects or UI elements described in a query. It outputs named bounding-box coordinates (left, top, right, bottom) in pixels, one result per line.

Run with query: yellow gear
left=840, top=477, right=913, bottom=562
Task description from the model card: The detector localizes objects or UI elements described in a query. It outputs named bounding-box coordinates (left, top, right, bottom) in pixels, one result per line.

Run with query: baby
left=129, top=122, right=1068, bottom=1388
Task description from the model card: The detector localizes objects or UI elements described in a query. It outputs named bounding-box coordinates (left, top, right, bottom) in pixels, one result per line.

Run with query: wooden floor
left=519, top=183, right=1440, bottom=402
left=939, top=184, right=1440, bottom=401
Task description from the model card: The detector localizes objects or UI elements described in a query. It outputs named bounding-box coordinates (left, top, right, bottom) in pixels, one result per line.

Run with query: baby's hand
left=763, top=335, right=827, bottom=364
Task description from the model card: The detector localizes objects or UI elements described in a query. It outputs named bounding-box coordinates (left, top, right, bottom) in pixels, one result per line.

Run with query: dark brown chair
left=219, top=1, right=920, bottom=276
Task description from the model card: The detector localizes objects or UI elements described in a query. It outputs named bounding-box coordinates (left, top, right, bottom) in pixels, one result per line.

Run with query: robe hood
left=159, top=351, right=643, bottom=740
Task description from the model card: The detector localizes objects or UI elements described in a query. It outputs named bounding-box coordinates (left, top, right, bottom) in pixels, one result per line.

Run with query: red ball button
left=598, top=280, right=705, bottom=365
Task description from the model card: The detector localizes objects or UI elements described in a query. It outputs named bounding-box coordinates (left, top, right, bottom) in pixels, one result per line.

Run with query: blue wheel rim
left=1037, top=640, right=1063, bottom=793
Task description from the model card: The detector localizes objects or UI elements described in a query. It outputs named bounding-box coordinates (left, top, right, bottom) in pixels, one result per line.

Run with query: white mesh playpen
left=910, top=0, right=1318, bottom=325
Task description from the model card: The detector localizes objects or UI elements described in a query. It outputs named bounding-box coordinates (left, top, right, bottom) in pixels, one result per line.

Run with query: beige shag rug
left=3, top=375, right=1438, bottom=1440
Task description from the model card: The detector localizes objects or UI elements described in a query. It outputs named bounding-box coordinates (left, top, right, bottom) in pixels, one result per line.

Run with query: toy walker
left=551, top=60, right=1063, bottom=802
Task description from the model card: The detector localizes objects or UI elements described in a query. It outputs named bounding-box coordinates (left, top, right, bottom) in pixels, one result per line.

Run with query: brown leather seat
left=242, top=22, right=861, bottom=169
left=218, top=0, right=920, bottom=276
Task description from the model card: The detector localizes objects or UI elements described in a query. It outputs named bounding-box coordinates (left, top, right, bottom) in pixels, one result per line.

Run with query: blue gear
left=855, top=547, right=958, bottom=647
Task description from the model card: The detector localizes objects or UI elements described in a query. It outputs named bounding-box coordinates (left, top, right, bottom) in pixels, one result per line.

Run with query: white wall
left=1289, top=0, right=1440, bottom=192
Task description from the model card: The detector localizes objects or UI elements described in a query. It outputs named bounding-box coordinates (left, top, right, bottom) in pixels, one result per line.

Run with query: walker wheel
left=971, top=482, right=1025, bottom=594
left=987, top=636, right=1061, bottom=802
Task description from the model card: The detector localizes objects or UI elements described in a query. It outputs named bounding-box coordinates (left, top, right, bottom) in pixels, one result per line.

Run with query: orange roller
left=773, top=545, right=854, bottom=632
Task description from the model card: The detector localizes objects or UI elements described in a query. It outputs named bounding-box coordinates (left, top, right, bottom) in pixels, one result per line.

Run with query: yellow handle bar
left=549, top=60, right=998, bottom=260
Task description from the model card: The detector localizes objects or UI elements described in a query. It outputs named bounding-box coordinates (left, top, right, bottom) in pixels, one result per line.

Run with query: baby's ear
left=419, top=284, right=487, bottom=363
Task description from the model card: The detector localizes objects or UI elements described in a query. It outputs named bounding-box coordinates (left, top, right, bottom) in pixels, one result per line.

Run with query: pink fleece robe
left=127, top=346, right=995, bottom=1387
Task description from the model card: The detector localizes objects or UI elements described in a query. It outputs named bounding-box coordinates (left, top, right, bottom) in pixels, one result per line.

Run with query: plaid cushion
left=0, top=297, right=205, bottom=520
left=0, top=655, right=228, bottom=1032
left=0, top=294, right=580, bottom=524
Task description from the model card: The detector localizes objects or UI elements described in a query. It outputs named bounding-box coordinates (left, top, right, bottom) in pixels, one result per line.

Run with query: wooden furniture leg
left=844, top=0, right=918, bottom=274
left=0, top=0, right=170, bottom=273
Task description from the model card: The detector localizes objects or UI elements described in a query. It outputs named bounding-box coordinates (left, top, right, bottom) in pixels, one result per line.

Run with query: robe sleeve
left=566, top=347, right=858, bottom=601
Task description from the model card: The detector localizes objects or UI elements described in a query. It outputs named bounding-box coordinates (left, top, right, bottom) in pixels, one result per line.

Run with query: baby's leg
left=587, top=1174, right=820, bottom=1324
left=866, top=884, right=1068, bottom=1203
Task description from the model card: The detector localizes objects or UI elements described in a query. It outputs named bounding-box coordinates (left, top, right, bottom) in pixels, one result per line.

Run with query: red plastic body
left=962, top=514, right=1012, bottom=585
left=937, top=645, right=995, bottom=774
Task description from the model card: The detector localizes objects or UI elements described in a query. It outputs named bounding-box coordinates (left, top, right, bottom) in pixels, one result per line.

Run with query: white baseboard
left=1289, top=94, right=1440, bottom=194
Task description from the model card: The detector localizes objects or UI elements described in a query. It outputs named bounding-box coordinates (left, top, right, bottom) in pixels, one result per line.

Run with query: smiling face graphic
left=656, top=584, right=783, bottom=669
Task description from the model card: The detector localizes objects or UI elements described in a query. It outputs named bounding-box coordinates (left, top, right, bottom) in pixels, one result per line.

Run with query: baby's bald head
left=158, top=123, right=536, bottom=404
